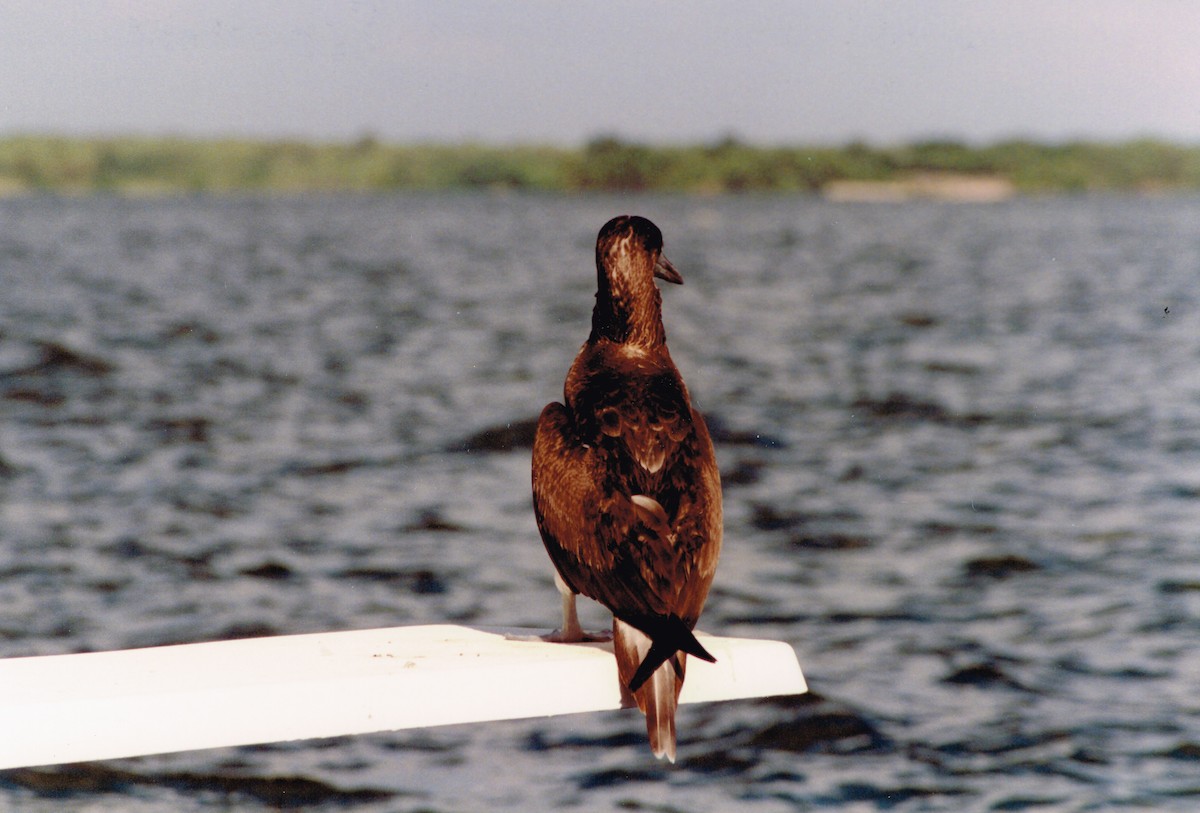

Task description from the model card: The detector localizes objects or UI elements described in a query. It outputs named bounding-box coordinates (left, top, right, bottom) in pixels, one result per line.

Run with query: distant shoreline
left=1, top=135, right=1198, bottom=196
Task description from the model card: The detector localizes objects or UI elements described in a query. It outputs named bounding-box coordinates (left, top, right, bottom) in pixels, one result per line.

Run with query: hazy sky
left=3, top=1, right=1197, bottom=145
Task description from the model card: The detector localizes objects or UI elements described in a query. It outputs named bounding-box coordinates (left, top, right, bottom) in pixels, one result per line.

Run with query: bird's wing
left=533, top=401, right=679, bottom=619
left=533, top=396, right=722, bottom=627
left=661, top=405, right=723, bottom=626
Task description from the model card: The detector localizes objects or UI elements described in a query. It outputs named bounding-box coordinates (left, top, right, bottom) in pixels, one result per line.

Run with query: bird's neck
left=589, top=281, right=667, bottom=347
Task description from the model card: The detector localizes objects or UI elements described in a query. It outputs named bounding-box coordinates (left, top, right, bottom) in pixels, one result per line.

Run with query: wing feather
left=532, top=395, right=722, bottom=631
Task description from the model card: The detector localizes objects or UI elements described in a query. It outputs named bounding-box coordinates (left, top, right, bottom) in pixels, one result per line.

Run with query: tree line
left=1, top=134, right=1197, bottom=195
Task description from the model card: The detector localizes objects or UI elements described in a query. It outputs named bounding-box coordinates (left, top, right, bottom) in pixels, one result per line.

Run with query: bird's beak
left=654, top=254, right=684, bottom=285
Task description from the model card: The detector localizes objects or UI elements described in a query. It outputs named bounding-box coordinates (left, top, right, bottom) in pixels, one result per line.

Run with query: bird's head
left=590, top=215, right=682, bottom=346
left=595, top=215, right=683, bottom=290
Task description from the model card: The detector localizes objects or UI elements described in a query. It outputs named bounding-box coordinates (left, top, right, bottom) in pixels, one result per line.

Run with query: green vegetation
left=1, top=134, right=1198, bottom=195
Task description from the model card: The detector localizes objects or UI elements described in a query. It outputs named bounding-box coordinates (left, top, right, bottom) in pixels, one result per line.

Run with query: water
left=2, top=192, right=1199, bottom=811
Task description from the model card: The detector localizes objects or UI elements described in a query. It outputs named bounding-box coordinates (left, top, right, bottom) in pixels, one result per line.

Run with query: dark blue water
left=2, top=193, right=1199, bottom=811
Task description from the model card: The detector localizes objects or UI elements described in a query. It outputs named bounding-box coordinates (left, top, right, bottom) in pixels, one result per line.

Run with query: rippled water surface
left=3, top=193, right=1200, bottom=811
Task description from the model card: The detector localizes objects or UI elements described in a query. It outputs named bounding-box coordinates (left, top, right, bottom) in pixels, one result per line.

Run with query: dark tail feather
left=627, top=614, right=715, bottom=693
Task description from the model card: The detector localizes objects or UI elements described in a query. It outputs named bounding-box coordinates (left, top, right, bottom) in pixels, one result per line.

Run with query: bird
left=531, top=214, right=723, bottom=762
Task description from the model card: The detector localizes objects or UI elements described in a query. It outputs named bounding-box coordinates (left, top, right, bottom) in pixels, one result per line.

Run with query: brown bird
left=532, top=215, right=723, bottom=762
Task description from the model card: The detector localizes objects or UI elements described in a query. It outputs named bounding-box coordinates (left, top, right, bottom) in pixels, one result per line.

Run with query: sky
left=2, top=0, right=1198, bottom=146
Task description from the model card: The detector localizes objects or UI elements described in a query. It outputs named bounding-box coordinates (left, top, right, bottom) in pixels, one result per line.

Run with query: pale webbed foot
left=541, top=626, right=613, bottom=644
left=540, top=574, right=613, bottom=643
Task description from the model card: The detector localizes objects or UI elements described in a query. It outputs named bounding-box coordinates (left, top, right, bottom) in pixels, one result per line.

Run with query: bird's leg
left=556, top=586, right=586, bottom=642
left=543, top=570, right=612, bottom=643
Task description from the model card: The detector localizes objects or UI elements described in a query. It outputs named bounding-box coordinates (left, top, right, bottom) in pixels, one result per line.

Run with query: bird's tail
left=614, top=618, right=688, bottom=762
left=624, top=612, right=714, bottom=693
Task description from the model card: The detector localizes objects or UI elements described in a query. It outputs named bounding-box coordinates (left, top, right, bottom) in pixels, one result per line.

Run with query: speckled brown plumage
left=532, top=215, right=723, bottom=762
